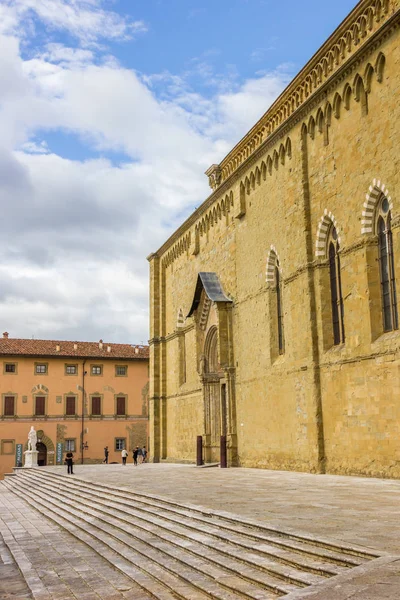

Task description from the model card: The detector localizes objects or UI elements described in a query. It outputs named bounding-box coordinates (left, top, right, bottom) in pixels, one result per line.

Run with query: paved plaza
left=1, top=463, right=400, bottom=599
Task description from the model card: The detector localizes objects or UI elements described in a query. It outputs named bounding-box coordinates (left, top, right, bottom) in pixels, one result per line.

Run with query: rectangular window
left=5, top=363, right=16, bottom=373
left=91, top=365, right=102, bottom=376
left=116, top=396, right=126, bottom=416
left=65, top=439, right=75, bottom=452
left=35, top=396, right=45, bottom=416
left=115, top=438, right=126, bottom=451
left=4, top=396, right=15, bottom=416
left=115, top=365, right=127, bottom=376
left=91, top=396, right=101, bottom=416
left=35, top=364, right=47, bottom=374
left=65, top=364, right=77, bottom=375
left=66, top=396, right=76, bottom=416
left=1, top=440, right=15, bottom=455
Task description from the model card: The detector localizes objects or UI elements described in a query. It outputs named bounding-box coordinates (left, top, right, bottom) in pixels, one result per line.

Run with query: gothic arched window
left=377, top=197, right=398, bottom=332
left=328, top=226, right=345, bottom=345
left=275, top=262, right=285, bottom=354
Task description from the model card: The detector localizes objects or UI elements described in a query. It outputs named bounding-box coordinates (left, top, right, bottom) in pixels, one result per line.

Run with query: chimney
left=99, top=339, right=103, bottom=349
left=3, top=332, right=9, bottom=338
left=107, top=346, right=111, bottom=353
left=134, top=347, right=139, bottom=355
left=56, top=345, right=60, bottom=352
left=73, top=343, right=78, bottom=350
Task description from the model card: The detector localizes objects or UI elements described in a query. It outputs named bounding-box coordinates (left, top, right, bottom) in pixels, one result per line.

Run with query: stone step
left=0, top=529, right=33, bottom=599
left=2, top=478, right=209, bottom=600
left=17, top=469, right=310, bottom=592
left=4, top=476, right=281, bottom=600
left=0, top=485, right=153, bottom=600
left=4, top=468, right=380, bottom=600
left=27, top=468, right=377, bottom=564
left=22, top=468, right=374, bottom=571
left=8, top=473, right=288, bottom=599
left=17, top=469, right=328, bottom=587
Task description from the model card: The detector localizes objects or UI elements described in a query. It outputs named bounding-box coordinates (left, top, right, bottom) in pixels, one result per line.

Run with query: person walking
left=121, top=448, right=128, bottom=465
left=141, top=446, right=147, bottom=463
left=65, top=451, right=74, bottom=474
left=103, top=446, right=109, bottom=464
left=133, top=446, right=139, bottom=466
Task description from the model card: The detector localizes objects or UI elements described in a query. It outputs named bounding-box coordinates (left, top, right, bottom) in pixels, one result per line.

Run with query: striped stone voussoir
left=177, top=307, right=185, bottom=328
left=315, top=209, right=341, bottom=257
left=266, top=245, right=281, bottom=283
left=361, top=179, right=392, bottom=234
left=199, top=297, right=211, bottom=330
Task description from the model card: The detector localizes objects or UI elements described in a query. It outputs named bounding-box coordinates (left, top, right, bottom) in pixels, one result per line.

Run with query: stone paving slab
left=0, top=487, right=150, bottom=600
left=4, top=464, right=400, bottom=599
left=286, top=556, right=400, bottom=599
left=0, top=533, right=33, bottom=599
left=41, top=463, right=400, bottom=599
left=45, top=464, right=400, bottom=553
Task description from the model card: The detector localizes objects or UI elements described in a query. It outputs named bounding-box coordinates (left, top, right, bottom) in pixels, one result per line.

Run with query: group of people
left=64, top=444, right=148, bottom=473
left=103, top=445, right=148, bottom=465
left=121, top=445, right=147, bottom=465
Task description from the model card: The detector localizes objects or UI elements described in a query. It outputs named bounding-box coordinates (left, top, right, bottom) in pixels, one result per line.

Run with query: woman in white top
left=121, top=448, right=128, bottom=465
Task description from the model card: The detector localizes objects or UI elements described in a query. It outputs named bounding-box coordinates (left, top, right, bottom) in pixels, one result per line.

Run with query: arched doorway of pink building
left=36, top=442, right=47, bottom=466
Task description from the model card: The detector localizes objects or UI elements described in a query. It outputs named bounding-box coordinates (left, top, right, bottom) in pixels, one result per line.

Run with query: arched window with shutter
left=275, top=264, right=285, bottom=354
left=328, top=226, right=345, bottom=345
left=377, top=197, right=398, bottom=332
left=266, top=247, right=285, bottom=359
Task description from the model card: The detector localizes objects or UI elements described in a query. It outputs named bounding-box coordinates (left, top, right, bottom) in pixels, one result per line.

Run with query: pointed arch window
left=328, top=227, right=345, bottom=345
left=275, top=262, right=285, bottom=354
left=377, top=197, right=398, bottom=332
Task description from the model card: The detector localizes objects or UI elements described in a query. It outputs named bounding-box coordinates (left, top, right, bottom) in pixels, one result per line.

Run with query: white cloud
left=40, top=44, right=95, bottom=67
left=20, top=140, right=50, bottom=154
left=0, top=2, right=291, bottom=343
left=1, top=0, right=147, bottom=44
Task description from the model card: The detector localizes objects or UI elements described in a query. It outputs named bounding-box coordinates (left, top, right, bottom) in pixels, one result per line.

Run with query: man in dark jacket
left=66, top=451, right=74, bottom=474
left=103, top=446, right=109, bottom=464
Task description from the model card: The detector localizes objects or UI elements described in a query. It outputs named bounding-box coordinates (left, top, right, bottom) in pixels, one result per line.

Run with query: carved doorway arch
left=24, top=430, right=55, bottom=466
left=203, top=326, right=225, bottom=463
left=204, top=325, right=219, bottom=373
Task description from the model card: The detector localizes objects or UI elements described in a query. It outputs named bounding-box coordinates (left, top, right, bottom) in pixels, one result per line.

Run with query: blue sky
left=113, top=0, right=356, bottom=79
left=0, top=0, right=358, bottom=343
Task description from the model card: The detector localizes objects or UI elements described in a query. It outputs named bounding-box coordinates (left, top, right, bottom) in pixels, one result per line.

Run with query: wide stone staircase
left=0, top=469, right=381, bottom=600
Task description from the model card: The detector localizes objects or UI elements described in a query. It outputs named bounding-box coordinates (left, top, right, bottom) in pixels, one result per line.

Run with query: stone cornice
left=149, top=323, right=195, bottom=346
left=150, top=3, right=400, bottom=261
left=216, top=0, right=397, bottom=186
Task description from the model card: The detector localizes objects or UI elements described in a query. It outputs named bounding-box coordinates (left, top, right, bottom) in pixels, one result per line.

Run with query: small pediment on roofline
left=205, top=164, right=222, bottom=190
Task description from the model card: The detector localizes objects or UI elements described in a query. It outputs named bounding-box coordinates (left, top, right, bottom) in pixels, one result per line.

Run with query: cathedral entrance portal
left=187, top=272, right=238, bottom=466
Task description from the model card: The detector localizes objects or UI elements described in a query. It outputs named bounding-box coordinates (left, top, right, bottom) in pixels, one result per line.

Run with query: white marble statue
left=27, top=426, right=37, bottom=451
left=24, top=426, right=39, bottom=468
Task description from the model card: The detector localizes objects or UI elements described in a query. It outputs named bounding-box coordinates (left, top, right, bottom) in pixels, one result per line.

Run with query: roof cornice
left=150, top=3, right=399, bottom=260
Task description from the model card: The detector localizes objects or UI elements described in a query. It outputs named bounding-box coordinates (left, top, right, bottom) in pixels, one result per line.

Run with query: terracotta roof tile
left=0, top=337, right=149, bottom=360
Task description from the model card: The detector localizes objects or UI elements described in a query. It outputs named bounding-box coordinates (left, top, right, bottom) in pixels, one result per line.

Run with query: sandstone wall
left=149, top=1, right=400, bottom=477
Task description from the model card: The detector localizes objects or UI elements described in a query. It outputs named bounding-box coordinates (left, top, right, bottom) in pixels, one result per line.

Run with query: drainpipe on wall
left=81, top=359, right=86, bottom=465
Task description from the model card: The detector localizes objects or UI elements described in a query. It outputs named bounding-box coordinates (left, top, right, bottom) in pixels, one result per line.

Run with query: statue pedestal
left=24, top=450, right=38, bottom=468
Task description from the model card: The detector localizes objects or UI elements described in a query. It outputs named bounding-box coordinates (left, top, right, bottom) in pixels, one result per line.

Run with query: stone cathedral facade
left=148, top=0, right=400, bottom=478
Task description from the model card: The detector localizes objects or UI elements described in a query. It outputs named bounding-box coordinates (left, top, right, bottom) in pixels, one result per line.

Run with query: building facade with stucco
left=0, top=333, right=149, bottom=478
left=148, top=0, right=400, bottom=478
